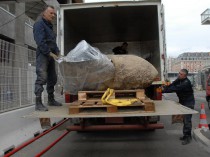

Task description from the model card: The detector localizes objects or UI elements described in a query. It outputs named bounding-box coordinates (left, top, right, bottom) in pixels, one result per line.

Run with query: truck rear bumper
left=66, top=123, right=164, bottom=131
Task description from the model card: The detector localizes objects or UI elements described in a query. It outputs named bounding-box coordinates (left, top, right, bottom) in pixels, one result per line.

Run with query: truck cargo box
left=57, top=0, right=167, bottom=80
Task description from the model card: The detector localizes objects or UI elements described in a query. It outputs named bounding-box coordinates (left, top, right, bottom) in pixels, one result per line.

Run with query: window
left=0, top=36, right=14, bottom=64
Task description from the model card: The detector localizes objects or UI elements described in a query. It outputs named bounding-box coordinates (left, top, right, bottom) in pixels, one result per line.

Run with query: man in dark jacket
left=162, top=69, right=195, bottom=145
left=33, top=6, right=62, bottom=111
left=112, top=42, right=128, bottom=55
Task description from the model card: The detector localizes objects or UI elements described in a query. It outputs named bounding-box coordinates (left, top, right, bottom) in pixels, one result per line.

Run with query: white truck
left=56, top=0, right=167, bottom=130
left=30, top=0, right=195, bottom=131
left=26, top=0, right=197, bottom=131
left=58, top=0, right=167, bottom=81
left=0, top=1, right=198, bottom=155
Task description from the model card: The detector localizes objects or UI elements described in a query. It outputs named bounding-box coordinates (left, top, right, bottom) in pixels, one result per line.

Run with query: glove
left=49, top=52, right=59, bottom=60
left=161, top=85, right=166, bottom=92
left=58, top=53, right=64, bottom=58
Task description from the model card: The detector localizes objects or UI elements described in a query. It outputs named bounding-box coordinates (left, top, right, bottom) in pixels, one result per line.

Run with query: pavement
left=193, top=89, right=210, bottom=153
left=193, top=128, right=210, bottom=153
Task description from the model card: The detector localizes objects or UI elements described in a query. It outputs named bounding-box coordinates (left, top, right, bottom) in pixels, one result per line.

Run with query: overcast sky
left=85, top=0, right=210, bottom=57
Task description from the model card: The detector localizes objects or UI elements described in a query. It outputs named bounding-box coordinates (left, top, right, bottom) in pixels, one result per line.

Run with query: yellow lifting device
left=101, top=88, right=138, bottom=106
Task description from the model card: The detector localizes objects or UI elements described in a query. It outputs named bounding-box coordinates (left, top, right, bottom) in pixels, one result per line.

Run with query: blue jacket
left=33, top=18, right=59, bottom=57
left=162, top=77, right=195, bottom=106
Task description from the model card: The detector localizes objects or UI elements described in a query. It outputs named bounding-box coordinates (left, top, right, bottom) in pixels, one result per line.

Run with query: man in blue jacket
left=162, top=69, right=195, bottom=145
left=33, top=5, right=62, bottom=111
left=112, top=42, right=128, bottom=55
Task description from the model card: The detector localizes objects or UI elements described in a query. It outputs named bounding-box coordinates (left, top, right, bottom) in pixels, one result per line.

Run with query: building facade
left=167, top=57, right=176, bottom=72
left=167, top=52, right=210, bottom=89
left=170, top=52, right=210, bottom=73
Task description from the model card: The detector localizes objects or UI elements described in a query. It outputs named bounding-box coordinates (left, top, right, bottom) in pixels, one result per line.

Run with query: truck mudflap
left=24, top=100, right=198, bottom=118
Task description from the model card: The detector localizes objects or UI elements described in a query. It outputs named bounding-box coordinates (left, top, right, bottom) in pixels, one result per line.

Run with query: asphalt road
left=163, top=90, right=210, bottom=131
left=13, top=90, right=210, bottom=157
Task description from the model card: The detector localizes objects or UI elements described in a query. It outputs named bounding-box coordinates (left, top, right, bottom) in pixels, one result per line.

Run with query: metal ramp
left=23, top=100, right=198, bottom=118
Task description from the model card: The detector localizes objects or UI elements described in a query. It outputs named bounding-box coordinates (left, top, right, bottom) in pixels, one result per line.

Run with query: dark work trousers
left=181, top=101, right=195, bottom=137
left=34, top=53, right=57, bottom=97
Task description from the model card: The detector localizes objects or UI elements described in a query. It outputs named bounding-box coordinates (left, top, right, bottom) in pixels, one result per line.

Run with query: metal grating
left=0, top=39, right=63, bottom=113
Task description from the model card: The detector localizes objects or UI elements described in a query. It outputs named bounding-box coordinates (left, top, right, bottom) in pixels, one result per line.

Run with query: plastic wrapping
left=59, top=40, right=115, bottom=94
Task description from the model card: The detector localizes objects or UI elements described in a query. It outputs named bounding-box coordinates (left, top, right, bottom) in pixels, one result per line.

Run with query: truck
left=0, top=1, right=198, bottom=156
left=57, top=0, right=166, bottom=130
left=25, top=0, right=197, bottom=130
left=58, top=0, right=167, bottom=81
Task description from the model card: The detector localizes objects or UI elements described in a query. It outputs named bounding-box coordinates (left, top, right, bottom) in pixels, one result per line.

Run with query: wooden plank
left=69, top=100, right=154, bottom=114
left=78, top=92, right=87, bottom=101
left=78, top=89, right=145, bottom=102
left=142, top=99, right=155, bottom=112
left=78, top=91, right=104, bottom=94
left=82, top=101, right=96, bottom=106
left=107, top=106, right=118, bottom=113
left=78, top=91, right=105, bottom=101
left=78, top=99, right=102, bottom=103
left=136, top=89, right=145, bottom=100
left=96, top=101, right=103, bottom=105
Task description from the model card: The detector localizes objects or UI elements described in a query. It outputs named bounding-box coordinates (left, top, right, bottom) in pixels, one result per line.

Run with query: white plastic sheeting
left=59, top=40, right=115, bottom=94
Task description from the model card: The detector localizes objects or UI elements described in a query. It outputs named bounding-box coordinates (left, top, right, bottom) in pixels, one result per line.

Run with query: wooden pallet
left=69, top=99, right=155, bottom=114
left=69, top=89, right=155, bottom=114
left=77, top=89, right=145, bottom=102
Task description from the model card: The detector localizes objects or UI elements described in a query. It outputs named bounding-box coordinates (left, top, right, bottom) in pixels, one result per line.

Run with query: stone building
left=167, top=52, right=210, bottom=87
left=171, top=52, right=210, bottom=73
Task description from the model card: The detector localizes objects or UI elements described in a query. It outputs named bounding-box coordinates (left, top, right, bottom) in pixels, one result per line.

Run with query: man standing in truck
left=33, top=5, right=62, bottom=111
left=162, top=69, right=195, bottom=145
left=112, top=42, right=128, bottom=55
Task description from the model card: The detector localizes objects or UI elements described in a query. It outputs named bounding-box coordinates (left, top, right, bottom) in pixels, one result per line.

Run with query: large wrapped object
left=59, top=40, right=115, bottom=94
left=98, top=55, right=158, bottom=90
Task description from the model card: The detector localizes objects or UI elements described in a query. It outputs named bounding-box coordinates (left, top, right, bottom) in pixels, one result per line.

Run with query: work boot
left=35, top=96, right=48, bottom=111
left=179, top=136, right=187, bottom=141
left=182, top=136, right=192, bottom=145
left=48, top=94, right=62, bottom=106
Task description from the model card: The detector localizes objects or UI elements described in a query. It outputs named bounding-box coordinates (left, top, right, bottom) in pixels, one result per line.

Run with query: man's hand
left=57, top=53, right=64, bottom=58
left=161, top=85, right=166, bottom=92
left=49, top=52, right=59, bottom=60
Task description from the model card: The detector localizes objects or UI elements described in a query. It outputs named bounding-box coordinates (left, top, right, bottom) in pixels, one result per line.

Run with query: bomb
left=98, top=55, right=158, bottom=90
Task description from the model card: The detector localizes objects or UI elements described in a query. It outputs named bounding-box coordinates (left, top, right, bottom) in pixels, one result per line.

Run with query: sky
left=85, top=0, right=210, bottom=57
